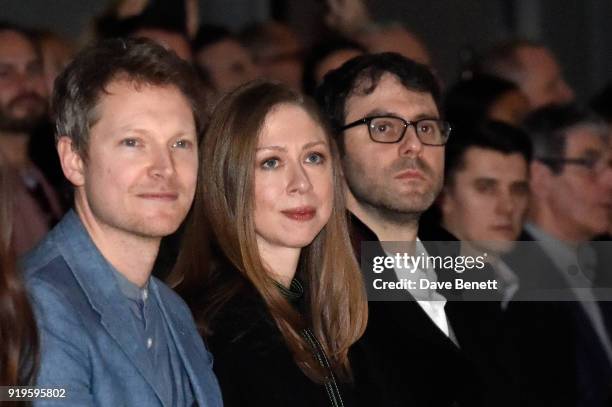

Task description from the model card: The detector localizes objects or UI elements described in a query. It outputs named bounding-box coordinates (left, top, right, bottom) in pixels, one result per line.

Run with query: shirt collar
left=524, top=222, right=576, bottom=266
left=57, top=209, right=151, bottom=304
left=112, top=266, right=150, bottom=302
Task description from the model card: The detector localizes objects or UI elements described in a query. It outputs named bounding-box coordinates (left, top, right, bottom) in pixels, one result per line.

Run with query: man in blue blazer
left=23, top=38, right=222, bottom=406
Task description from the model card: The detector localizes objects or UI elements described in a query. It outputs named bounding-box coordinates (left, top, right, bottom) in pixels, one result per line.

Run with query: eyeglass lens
left=368, top=117, right=447, bottom=145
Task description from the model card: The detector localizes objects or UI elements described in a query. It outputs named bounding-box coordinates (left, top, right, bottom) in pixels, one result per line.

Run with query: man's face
left=442, top=148, right=529, bottom=252
left=70, top=80, right=198, bottom=240
left=256, top=28, right=302, bottom=91
left=545, top=126, right=612, bottom=240
left=342, top=73, right=445, bottom=221
left=0, top=30, right=47, bottom=133
left=515, top=46, right=574, bottom=109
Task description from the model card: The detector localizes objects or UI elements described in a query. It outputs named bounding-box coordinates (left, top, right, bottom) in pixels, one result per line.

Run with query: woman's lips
left=281, top=206, right=316, bottom=221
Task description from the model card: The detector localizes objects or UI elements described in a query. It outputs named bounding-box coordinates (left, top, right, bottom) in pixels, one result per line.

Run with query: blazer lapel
left=54, top=216, right=165, bottom=405
left=152, top=281, right=220, bottom=407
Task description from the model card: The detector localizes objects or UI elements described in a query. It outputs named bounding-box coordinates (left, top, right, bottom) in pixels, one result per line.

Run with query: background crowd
left=1, top=0, right=612, bottom=406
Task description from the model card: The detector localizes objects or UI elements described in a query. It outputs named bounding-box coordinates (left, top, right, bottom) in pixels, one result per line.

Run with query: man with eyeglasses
left=316, top=53, right=509, bottom=407
left=504, top=103, right=612, bottom=406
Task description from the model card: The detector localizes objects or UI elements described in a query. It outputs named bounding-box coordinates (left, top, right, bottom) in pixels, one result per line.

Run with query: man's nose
left=398, top=125, right=424, bottom=157
left=148, top=146, right=175, bottom=179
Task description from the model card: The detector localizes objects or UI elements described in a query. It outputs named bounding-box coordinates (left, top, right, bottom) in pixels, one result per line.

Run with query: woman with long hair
left=173, top=80, right=368, bottom=406
left=0, top=153, right=39, bottom=386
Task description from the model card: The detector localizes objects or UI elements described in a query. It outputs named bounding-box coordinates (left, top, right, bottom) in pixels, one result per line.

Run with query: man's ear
left=438, top=186, right=452, bottom=218
left=57, top=136, right=85, bottom=187
left=529, top=161, right=553, bottom=199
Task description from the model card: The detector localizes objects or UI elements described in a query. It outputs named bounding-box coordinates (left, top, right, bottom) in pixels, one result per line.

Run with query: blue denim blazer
left=22, top=211, right=223, bottom=407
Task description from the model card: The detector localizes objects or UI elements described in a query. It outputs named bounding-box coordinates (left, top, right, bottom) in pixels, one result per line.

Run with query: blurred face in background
left=0, top=30, right=47, bottom=133
left=539, top=126, right=612, bottom=240
left=441, top=147, right=529, bottom=253
left=39, top=33, right=74, bottom=96
left=488, top=89, right=530, bottom=126
left=253, top=25, right=303, bottom=91
left=314, top=48, right=363, bottom=85
left=195, top=39, right=259, bottom=94
left=357, top=26, right=431, bottom=66
left=515, top=46, right=574, bottom=109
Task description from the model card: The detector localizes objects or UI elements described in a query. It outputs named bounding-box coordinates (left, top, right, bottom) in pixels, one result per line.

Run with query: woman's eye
left=261, top=158, right=280, bottom=169
left=305, top=152, right=325, bottom=164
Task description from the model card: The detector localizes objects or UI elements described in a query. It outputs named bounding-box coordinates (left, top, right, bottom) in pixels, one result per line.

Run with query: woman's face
left=253, top=103, right=333, bottom=254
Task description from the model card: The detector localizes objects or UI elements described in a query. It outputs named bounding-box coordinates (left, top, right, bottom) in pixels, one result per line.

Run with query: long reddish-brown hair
left=172, top=80, right=367, bottom=382
left=0, top=156, right=39, bottom=386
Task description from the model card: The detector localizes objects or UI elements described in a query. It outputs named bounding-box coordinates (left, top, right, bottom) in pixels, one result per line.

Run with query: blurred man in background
left=478, top=40, right=574, bottom=110
left=0, top=22, right=63, bottom=255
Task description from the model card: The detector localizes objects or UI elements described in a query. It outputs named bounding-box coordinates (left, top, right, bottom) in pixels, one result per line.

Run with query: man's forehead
left=462, top=147, right=528, bottom=174
left=565, top=124, right=609, bottom=151
left=0, top=30, right=37, bottom=56
left=0, top=30, right=35, bottom=52
left=344, top=73, right=437, bottom=118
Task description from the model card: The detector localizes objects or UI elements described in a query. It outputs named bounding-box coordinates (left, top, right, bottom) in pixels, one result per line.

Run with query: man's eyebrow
left=114, top=126, right=196, bottom=138
left=362, top=108, right=439, bottom=120
left=474, top=177, right=497, bottom=183
left=578, top=148, right=603, bottom=156
left=364, top=108, right=394, bottom=117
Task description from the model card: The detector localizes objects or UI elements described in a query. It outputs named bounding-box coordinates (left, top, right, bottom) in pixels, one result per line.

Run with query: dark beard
left=0, top=115, right=44, bottom=133
left=343, top=155, right=441, bottom=227
left=0, top=94, right=47, bottom=134
left=349, top=182, right=424, bottom=226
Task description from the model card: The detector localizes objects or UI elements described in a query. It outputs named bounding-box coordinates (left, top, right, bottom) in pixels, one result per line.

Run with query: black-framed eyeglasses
left=538, top=154, right=612, bottom=174
left=340, top=115, right=451, bottom=146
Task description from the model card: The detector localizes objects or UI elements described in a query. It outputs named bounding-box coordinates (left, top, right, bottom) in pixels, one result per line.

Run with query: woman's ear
left=57, top=136, right=85, bottom=187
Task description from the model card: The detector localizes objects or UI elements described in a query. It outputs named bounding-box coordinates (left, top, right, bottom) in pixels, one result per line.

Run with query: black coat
left=205, top=279, right=359, bottom=407
left=349, top=213, right=519, bottom=407
left=503, top=230, right=612, bottom=407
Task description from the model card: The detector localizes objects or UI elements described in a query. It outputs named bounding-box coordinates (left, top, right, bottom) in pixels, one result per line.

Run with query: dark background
left=3, top=0, right=611, bottom=101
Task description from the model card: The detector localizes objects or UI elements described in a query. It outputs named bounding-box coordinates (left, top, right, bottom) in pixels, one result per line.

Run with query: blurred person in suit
left=0, top=22, right=64, bottom=255
left=477, top=39, right=574, bottom=110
